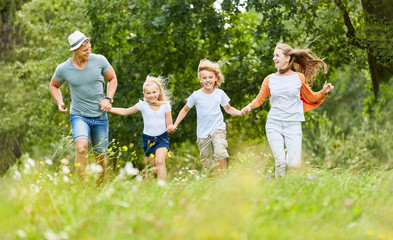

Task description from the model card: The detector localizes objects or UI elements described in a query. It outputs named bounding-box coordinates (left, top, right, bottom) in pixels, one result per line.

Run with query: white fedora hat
left=68, top=30, right=90, bottom=51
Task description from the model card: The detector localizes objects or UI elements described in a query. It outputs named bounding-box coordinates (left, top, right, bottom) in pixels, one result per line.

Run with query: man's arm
left=49, top=77, right=67, bottom=114
left=100, top=66, right=118, bottom=112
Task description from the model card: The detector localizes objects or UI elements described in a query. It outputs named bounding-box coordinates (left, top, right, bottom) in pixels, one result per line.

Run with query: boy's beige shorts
left=196, top=129, right=229, bottom=169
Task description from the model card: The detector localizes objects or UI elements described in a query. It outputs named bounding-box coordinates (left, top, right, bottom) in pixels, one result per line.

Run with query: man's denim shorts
left=70, top=114, right=109, bottom=154
left=142, top=131, right=170, bottom=157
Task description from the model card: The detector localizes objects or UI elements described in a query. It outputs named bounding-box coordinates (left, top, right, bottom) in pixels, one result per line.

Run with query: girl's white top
left=186, top=88, right=230, bottom=138
left=136, top=100, right=171, bottom=136
left=268, top=74, right=305, bottom=121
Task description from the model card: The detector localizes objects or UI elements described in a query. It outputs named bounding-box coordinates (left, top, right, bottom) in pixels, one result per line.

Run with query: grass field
left=1, top=151, right=392, bottom=240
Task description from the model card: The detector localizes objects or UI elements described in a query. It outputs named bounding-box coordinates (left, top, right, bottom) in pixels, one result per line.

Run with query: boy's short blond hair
left=198, top=59, right=225, bottom=88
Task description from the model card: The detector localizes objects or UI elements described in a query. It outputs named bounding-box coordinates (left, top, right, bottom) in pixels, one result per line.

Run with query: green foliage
left=302, top=64, right=393, bottom=170
left=304, top=108, right=393, bottom=170
left=1, top=0, right=393, bottom=175
left=0, top=0, right=30, bottom=61
left=360, top=0, right=393, bottom=67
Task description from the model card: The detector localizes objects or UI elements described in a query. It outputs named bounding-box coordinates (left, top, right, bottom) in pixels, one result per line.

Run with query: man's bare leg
left=75, top=139, right=89, bottom=186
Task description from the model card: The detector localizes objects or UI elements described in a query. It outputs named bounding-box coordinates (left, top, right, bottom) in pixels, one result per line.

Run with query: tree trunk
left=361, top=0, right=393, bottom=97
left=367, top=53, right=393, bottom=97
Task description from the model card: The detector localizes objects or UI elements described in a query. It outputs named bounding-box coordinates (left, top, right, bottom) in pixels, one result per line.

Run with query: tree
left=358, top=0, right=393, bottom=98
left=0, top=0, right=30, bottom=61
left=248, top=0, right=393, bottom=99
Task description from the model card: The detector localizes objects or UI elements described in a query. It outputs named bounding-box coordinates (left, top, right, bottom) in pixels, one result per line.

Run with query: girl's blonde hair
left=198, top=59, right=225, bottom=88
left=276, top=43, right=328, bottom=85
left=143, top=75, right=171, bottom=105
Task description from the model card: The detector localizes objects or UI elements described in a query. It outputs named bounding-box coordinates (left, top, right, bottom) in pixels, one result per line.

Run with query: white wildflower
left=31, top=184, right=40, bottom=193
left=87, top=163, right=103, bottom=173
left=16, top=229, right=26, bottom=238
left=44, top=230, right=57, bottom=240
left=61, top=166, right=70, bottom=174
left=47, top=174, right=54, bottom=182
left=157, top=179, right=166, bottom=187
left=58, top=231, right=69, bottom=239
left=14, top=170, right=22, bottom=179
left=136, top=175, right=143, bottom=182
left=124, top=162, right=139, bottom=176
left=62, top=176, right=69, bottom=183
left=23, top=163, right=31, bottom=174
left=44, top=230, right=68, bottom=240
left=26, top=157, right=35, bottom=167
left=45, top=158, right=53, bottom=165
left=116, top=201, right=130, bottom=208
left=60, top=158, right=69, bottom=165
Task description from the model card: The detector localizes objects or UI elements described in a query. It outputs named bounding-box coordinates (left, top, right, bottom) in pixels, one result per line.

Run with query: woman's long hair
left=276, top=43, right=328, bottom=85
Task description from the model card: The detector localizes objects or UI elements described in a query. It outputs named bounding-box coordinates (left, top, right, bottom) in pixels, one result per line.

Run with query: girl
left=242, top=43, right=334, bottom=178
left=168, top=59, right=244, bottom=170
left=109, top=75, right=172, bottom=181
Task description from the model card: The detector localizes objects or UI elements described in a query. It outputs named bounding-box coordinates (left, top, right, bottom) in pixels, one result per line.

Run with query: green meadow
left=1, top=151, right=392, bottom=240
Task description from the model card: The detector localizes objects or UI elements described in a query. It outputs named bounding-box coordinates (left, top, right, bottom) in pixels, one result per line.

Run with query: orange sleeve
left=298, top=73, right=327, bottom=112
left=251, top=76, right=270, bottom=109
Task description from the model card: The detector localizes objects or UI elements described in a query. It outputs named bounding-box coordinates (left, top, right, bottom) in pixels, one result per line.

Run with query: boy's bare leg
left=216, top=159, right=227, bottom=170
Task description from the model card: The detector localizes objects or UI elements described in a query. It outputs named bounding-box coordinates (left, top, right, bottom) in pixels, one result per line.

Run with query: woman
left=242, top=43, right=334, bottom=178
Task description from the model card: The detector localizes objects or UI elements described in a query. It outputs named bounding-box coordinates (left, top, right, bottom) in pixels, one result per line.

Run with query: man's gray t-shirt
left=53, top=53, right=111, bottom=117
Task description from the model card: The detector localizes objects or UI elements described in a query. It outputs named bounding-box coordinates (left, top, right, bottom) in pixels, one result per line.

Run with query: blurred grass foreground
left=1, top=151, right=392, bottom=240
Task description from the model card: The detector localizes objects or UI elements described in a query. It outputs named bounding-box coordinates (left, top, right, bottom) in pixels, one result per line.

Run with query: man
left=49, top=30, right=117, bottom=187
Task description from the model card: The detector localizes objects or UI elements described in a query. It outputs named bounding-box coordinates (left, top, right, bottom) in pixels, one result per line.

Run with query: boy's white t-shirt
left=186, top=88, right=230, bottom=138
left=136, top=100, right=171, bottom=136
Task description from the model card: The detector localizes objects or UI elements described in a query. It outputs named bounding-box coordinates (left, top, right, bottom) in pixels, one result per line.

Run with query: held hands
left=322, top=81, right=334, bottom=94
left=167, top=124, right=177, bottom=134
left=100, top=99, right=112, bottom=112
left=241, top=105, right=252, bottom=115
left=58, top=102, right=68, bottom=114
